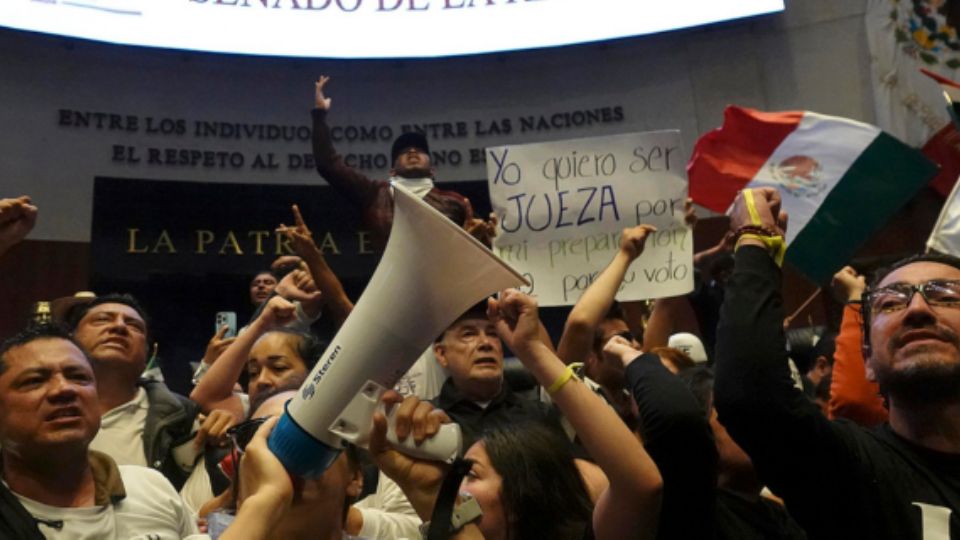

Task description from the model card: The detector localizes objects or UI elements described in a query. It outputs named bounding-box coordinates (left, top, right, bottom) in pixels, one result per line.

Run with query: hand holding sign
left=620, top=224, right=657, bottom=262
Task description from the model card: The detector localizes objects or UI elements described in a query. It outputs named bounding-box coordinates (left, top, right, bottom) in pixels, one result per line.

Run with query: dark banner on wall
left=91, top=176, right=493, bottom=392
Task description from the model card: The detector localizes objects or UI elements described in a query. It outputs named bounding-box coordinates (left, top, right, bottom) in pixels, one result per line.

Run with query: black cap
left=391, top=131, right=430, bottom=165
left=434, top=299, right=491, bottom=342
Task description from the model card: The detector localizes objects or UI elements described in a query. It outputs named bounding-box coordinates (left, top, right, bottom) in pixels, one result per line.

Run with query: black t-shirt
left=430, top=378, right=567, bottom=453
left=627, top=353, right=806, bottom=539
left=714, top=247, right=960, bottom=539
left=715, top=489, right=807, bottom=540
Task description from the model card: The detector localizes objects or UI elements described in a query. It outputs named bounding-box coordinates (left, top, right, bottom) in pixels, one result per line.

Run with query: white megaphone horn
left=268, top=183, right=529, bottom=476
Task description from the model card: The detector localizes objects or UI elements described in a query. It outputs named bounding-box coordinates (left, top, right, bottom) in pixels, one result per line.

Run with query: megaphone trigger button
left=334, top=419, right=357, bottom=436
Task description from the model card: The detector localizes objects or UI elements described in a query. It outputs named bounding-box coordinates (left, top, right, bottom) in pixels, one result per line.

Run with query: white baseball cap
left=667, top=332, right=708, bottom=364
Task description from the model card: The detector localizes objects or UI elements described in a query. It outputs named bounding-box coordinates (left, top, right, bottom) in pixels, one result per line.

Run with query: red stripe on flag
left=920, top=68, right=960, bottom=90
left=688, top=106, right=803, bottom=213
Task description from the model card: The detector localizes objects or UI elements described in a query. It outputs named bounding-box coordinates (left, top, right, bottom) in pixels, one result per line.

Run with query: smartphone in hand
left=215, top=311, right=238, bottom=338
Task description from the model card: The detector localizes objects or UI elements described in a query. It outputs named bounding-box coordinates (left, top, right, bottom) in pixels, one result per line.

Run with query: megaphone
left=268, top=183, right=528, bottom=476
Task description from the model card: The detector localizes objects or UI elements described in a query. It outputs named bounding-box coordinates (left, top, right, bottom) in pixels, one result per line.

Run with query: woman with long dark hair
left=371, top=289, right=663, bottom=540
left=465, top=422, right=595, bottom=539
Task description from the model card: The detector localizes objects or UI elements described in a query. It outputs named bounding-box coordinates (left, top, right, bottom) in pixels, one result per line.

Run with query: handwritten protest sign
left=486, top=131, right=692, bottom=307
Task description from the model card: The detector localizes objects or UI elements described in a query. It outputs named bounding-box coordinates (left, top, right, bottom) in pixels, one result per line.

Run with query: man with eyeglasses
left=713, top=187, right=960, bottom=539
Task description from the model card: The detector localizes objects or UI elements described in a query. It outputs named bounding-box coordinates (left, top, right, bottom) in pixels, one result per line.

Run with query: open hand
left=314, top=76, right=332, bottom=110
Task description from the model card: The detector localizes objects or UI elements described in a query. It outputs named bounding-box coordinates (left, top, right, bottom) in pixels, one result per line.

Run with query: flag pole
left=783, top=288, right=821, bottom=329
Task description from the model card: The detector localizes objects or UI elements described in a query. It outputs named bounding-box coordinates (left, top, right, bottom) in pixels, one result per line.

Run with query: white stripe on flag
left=928, top=173, right=960, bottom=255
left=742, top=112, right=880, bottom=244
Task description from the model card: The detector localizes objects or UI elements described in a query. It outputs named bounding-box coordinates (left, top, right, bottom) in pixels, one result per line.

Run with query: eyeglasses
left=865, top=280, right=960, bottom=315
left=226, top=416, right=268, bottom=456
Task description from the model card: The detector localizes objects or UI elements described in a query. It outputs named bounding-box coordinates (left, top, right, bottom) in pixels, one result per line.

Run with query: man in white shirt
left=67, top=294, right=202, bottom=491
left=0, top=325, right=203, bottom=539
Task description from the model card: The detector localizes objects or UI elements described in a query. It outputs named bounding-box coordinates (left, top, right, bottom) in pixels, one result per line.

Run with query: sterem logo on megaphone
left=301, top=344, right=341, bottom=401
left=268, top=183, right=528, bottom=477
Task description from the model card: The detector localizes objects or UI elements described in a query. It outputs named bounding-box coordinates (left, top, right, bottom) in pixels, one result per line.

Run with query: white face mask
left=389, top=176, right=434, bottom=198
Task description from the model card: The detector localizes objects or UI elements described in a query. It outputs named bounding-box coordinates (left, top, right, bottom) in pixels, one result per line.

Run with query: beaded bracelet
left=732, top=224, right=777, bottom=239
left=733, top=189, right=786, bottom=266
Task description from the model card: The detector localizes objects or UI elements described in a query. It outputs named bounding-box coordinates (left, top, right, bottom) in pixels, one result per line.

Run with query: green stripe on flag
left=785, top=132, right=937, bottom=283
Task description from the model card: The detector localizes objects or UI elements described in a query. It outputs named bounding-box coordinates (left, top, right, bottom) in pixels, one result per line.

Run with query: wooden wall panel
left=0, top=240, right=90, bottom=338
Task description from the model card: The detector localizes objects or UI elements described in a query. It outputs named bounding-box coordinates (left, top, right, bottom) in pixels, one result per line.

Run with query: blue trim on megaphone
left=268, top=403, right=342, bottom=478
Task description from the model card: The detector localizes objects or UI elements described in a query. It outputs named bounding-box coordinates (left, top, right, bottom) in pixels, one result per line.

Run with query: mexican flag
left=688, top=106, right=937, bottom=283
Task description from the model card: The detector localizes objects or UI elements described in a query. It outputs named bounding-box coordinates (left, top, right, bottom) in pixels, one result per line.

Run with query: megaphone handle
left=385, top=416, right=463, bottom=463
left=327, top=380, right=463, bottom=462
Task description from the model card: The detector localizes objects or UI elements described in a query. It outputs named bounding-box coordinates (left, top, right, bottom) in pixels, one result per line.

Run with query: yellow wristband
left=736, top=233, right=786, bottom=267
left=547, top=365, right=580, bottom=394
left=743, top=188, right=764, bottom=226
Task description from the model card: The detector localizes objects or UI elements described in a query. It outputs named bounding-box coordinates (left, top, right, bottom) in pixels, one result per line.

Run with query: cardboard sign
left=487, top=131, right=693, bottom=306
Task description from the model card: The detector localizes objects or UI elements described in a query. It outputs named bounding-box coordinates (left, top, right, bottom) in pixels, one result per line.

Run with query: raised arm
left=713, top=188, right=800, bottom=417
left=693, top=230, right=735, bottom=269
left=641, top=200, right=706, bottom=350
left=0, top=195, right=38, bottom=258
left=490, top=289, right=662, bottom=540
left=712, top=189, right=867, bottom=535
left=827, top=266, right=887, bottom=425
left=189, top=296, right=298, bottom=418
left=222, top=416, right=293, bottom=540
left=641, top=295, right=700, bottom=351
left=314, top=75, right=332, bottom=110
left=277, top=204, right=354, bottom=328
left=311, top=76, right=380, bottom=209
left=605, top=337, right=718, bottom=538
left=556, top=224, right=656, bottom=364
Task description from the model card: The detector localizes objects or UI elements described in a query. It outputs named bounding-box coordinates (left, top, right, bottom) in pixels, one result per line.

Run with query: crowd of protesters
left=0, top=77, right=958, bottom=540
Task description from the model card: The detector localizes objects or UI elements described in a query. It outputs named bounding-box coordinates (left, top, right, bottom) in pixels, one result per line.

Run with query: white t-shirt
left=178, top=455, right=214, bottom=516
left=394, top=347, right=447, bottom=400
left=13, top=465, right=207, bottom=540
left=88, top=388, right=213, bottom=516
left=89, top=388, right=149, bottom=467
left=354, top=473, right=421, bottom=540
